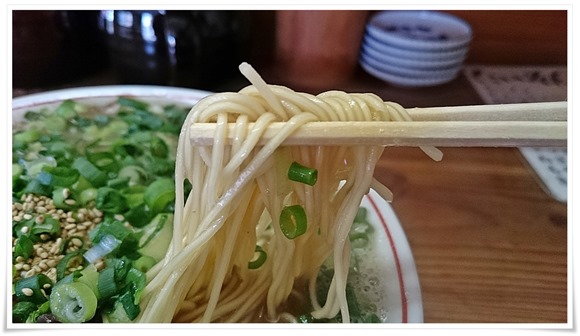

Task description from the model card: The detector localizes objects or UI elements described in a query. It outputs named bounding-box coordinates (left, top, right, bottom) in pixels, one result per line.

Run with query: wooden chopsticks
left=189, top=101, right=567, bottom=147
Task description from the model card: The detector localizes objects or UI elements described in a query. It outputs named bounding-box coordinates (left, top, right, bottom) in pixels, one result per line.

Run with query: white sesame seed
left=21, top=288, right=34, bottom=296
left=39, top=261, right=49, bottom=271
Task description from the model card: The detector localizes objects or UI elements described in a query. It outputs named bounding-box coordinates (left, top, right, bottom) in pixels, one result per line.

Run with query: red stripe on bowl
left=367, top=193, right=408, bottom=323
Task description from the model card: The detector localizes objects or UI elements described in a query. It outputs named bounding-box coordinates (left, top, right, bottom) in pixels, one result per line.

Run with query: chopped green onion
left=349, top=231, right=369, bottom=249
left=110, top=257, right=132, bottom=283
left=117, top=287, right=141, bottom=320
left=97, top=268, right=117, bottom=299
left=349, top=208, right=374, bottom=249
left=125, top=268, right=146, bottom=303
left=25, top=300, right=51, bottom=323
left=49, top=282, right=97, bottom=323
left=22, top=179, right=52, bottom=196
left=12, top=301, right=37, bottom=323
left=88, top=220, right=138, bottom=258
left=248, top=245, right=268, bottom=269
left=354, top=207, right=369, bottom=223
left=143, top=178, right=175, bottom=214
left=106, top=177, right=130, bottom=189
left=279, top=205, right=308, bottom=239
left=83, top=234, right=120, bottom=264
left=79, top=187, right=98, bottom=206
left=30, top=216, right=61, bottom=237
left=76, top=265, right=100, bottom=300
left=13, top=97, right=191, bottom=324
left=118, top=165, right=148, bottom=186
left=123, top=203, right=152, bottom=228
left=150, top=136, right=169, bottom=158
left=56, top=250, right=85, bottom=280
left=52, top=187, right=75, bottom=210
left=95, top=187, right=127, bottom=214
left=13, top=235, right=34, bottom=260
left=134, top=255, right=156, bottom=273
left=44, top=115, right=67, bottom=133
left=72, top=157, right=107, bottom=187
left=86, top=151, right=119, bottom=172
left=14, top=274, right=52, bottom=304
left=118, top=97, right=149, bottom=110
left=13, top=129, right=41, bottom=145
left=37, top=166, right=80, bottom=187
left=55, top=100, right=79, bottom=120
left=287, top=161, right=318, bottom=186
left=12, top=163, right=23, bottom=184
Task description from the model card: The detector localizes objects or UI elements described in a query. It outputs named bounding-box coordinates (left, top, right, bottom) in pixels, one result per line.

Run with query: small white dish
left=361, top=42, right=464, bottom=70
left=360, top=52, right=461, bottom=80
left=360, top=59, right=460, bottom=87
left=363, top=34, right=469, bottom=62
left=366, top=10, right=472, bottom=51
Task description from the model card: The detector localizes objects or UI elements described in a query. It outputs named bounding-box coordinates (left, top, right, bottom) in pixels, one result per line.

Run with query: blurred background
left=12, top=10, right=567, bottom=96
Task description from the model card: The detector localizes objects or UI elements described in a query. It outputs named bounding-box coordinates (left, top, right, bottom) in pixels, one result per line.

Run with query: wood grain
left=374, top=147, right=567, bottom=323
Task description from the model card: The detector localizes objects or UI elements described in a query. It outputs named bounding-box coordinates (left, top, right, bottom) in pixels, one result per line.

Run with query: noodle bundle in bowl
left=137, top=63, right=439, bottom=323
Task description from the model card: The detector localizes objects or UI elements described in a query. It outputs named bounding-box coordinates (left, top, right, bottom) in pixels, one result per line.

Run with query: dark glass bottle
left=99, top=10, right=249, bottom=90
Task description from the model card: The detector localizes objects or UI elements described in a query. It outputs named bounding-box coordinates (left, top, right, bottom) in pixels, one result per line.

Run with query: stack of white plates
left=359, top=10, right=472, bottom=87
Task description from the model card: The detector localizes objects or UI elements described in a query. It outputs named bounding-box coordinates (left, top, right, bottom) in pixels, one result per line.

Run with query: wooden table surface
left=12, top=66, right=569, bottom=324
left=351, top=71, right=569, bottom=324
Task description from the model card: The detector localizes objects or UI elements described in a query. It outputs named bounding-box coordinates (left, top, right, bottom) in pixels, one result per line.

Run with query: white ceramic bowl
left=12, top=85, right=424, bottom=324
left=366, top=10, right=472, bottom=52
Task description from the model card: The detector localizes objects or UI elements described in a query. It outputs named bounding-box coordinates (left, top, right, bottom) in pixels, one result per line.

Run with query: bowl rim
left=367, top=10, right=473, bottom=51
left=12, top=85, right=212, bottom=113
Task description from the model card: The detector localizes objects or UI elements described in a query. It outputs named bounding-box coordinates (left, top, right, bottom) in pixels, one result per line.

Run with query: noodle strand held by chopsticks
left=135, top=62, right=440, bottom=323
